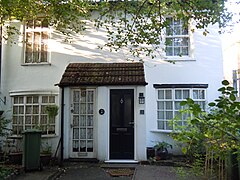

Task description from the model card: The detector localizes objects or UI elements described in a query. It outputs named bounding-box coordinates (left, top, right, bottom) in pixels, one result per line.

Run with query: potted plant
left=45, top=105, right=58, bottom=120
left=40, top=142, right=52, bottom=166
left=5, top=138, right=23, bottom=165
left=154, top=141, right=172, bottom=160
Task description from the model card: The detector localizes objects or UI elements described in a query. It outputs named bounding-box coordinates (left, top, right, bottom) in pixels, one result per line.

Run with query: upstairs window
left=24, top=19, right=49, bottom=64
left=165, top=18, right=189, bottom=57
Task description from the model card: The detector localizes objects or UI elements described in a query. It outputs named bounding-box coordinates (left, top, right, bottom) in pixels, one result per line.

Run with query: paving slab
left=58, top=165, right=132, bottom=180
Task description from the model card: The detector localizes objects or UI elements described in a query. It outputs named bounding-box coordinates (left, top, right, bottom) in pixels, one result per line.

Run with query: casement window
left=24, top=19, right=49, bottom=64
left=155, top=85, right=207, bottom=131
left=165, top=17, right=189, bottom=57
left=12, top=95, right=57, bottom=135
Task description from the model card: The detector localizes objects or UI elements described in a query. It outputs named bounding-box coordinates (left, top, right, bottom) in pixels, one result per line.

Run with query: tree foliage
left=171, top=80, right=240, bottom=178
left=0, top=0, right=237, bottom=58
left=96, top=0, right=233, bottom=58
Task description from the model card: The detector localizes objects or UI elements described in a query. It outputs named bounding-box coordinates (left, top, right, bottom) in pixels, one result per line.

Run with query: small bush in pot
left=154, top=141, right=172, bottom=160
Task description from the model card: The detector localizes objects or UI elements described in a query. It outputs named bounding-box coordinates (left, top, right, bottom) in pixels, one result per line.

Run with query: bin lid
left=22, top=129, right=42, bottom=134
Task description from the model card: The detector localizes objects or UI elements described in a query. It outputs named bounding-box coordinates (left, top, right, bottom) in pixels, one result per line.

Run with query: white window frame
left=12, top=94, right=58, bottom=136
left=156, top=88, right=206, bottom=132
left=23, top=19, right=50, bottom=65
left=164, top=17, right=194, bottom=61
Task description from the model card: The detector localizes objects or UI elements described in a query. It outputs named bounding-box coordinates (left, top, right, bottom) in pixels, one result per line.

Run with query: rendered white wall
left=1, top=19, right=224, bottom=158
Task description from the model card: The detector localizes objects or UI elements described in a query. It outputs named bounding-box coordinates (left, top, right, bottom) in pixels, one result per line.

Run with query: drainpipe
left=233, top=70, right=238, bottom=95
left=0, top=23, right=2, bottom=90
left=60, top=87, right=64, bottom=166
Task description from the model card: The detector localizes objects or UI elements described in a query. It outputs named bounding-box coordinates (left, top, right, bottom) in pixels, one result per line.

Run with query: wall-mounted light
left=139, top=93, right=145, bottom=104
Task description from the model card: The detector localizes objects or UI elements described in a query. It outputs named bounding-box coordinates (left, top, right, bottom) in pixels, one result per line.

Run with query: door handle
left=128, top=121, right=134, bottom=125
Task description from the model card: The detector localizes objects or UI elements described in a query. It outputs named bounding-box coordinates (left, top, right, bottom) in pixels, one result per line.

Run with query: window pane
left=87, top=141, right=93, bottom=152
left=87, top=91, right=94, bottom=102
left=19, top=106, right=24, bottom=114
left=73, top=103, right=79, bottom=114
left=80, top=128, right=86, bottom=139
left=73, top=91, right=80, bottom=102
left=182, top=38, right=189, bottom=46
left=165, top=90, right=172, bottom=99
left=157, top=121, right=164, bottom=129
left=157, top=101, right=164, bottom=110
left=26, top=116, right=31, bottom=124
left=173, top=27, right=181, bottom=35
left=26, top=106, right=32, bottom=114
left=157, top=111, right=164, bottom=119
left=166, top=121, right=173, bottom=130
left=80, top=103, right=86, bottom=114
left=174, top=47, right=180, bottom=56
left=182, top=27, right=188, bottom=35
left=42, top=96, right=48, bottom=103
left=165, top=102, right=173, bottom=110
left=158, top=90, right=164, bottom=99
left=166, top=111, right=173, bottom=119
left=175, top=90, right=182, bottom=99
left=73, top=140, right=79, bottom=152
left=87, top=103, right=93, bottom=114
left=174, top=111, right=181, bottom=119
left=165, top=38, right=173, bottom=46
left=87, top=128, right=93, bottom=139
left=80, top=141, right=86, bottom=152
left=33, top=105, right=39, bottom=114
left=166, top=28, right=173, bottom=36
left=80, top=91, right=86, bottom=102
left=87, top=115, right=93, bottom=126
left=27, top=96, right=32, bottom=103
left=193, top=90, right=198, bottom=99
left=182, top=47, right=189, bottom=56
left=49, top=96, right=55, bottom=103
left=80, top=115, right=86, bottom=127
left=183, top=90, right=190, bottom=99
left=13, top=106, right=18, bottom=114
left=73, top=115, right=79, bottom=126
left=73, top=128, right=79, bottom=139
left=175, top=101, right=181, bottom=110
left=166, top=47, right=173, bottom=56
left=199, top=90, right=205, bottom=99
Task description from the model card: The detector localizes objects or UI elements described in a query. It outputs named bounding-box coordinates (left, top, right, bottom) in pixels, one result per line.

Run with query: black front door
left=110, top=89, right=134, bottom=159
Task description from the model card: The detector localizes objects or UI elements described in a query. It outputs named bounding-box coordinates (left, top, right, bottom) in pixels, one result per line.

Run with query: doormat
left=105, top=168, right=134, bottom=177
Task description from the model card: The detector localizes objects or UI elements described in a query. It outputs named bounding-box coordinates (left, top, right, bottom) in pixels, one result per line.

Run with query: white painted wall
left=1, top=19, right=224, bottom=159
left=144, top=24, right=224, bottom=154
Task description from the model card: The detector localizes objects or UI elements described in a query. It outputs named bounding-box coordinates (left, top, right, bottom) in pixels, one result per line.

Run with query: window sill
left=21, top=63, right=51, bottom=66
left=164, top=57, right=196, bottom=62
left=8, top=134, right=58, bottom=138
left=150, top=129, right=173, bottom=133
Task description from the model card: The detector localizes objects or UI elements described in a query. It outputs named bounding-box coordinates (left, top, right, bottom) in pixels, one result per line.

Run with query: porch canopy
left=58, top=62, right=148, bottom=87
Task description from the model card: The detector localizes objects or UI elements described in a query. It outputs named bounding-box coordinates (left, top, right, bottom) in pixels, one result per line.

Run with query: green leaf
left=182, top=147, right=187, bottom=154
left=227, top=86, right=235, bottom=91
left=230, top=94, right=236, bottom=101
left=218, top=87, right=225, bottom=92
left=180, top=101, right=187, bottom=106
left=208, top=102, right=216, bottom=107
left=222, top=80, right=230, bottom=86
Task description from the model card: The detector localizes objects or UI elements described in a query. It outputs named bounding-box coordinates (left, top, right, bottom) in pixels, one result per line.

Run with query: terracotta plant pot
left=8, top=152, right=23, bottom=165
left=40, top=154, right=52, bottom=166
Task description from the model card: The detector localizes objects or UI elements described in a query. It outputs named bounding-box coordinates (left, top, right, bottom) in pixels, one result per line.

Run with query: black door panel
left=110, top=89, right=134, bottom=159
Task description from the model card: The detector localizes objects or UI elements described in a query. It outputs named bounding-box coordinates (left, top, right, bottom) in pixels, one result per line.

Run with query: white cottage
left=0, top=17, right=224, bottom=162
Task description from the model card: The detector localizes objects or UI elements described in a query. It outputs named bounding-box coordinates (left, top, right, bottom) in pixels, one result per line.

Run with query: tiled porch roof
left=58, top=63, right=148, bottom=87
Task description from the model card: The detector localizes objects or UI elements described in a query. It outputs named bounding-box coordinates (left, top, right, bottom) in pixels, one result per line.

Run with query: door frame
left=69, top=87, right=97, bottom=159
left=108, top=88, right=136, bottom=160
